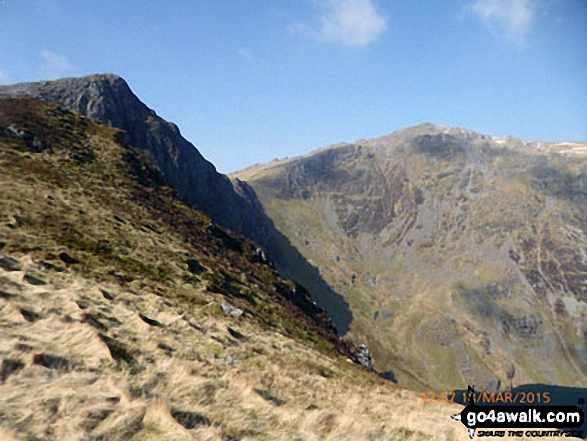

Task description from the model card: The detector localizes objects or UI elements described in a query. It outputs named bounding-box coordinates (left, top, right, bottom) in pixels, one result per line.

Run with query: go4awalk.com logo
left=451, top=387, right=585, bottom=438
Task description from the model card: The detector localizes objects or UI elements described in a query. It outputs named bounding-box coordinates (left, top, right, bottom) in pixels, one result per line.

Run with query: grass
left=0, top=98, right=346, bottom=358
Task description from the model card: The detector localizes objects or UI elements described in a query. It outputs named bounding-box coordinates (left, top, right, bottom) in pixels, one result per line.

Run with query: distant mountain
left=233, top=123, right=587, bottom=391
left=0, top=74, right=352, bottom=334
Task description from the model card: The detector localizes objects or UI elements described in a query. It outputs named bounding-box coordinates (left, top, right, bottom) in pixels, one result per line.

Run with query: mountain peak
left=388, top=122, right=483, bottom=140
left=0, top=72, right=127, bottom=96
left=0, top=73, right=148, bottom=130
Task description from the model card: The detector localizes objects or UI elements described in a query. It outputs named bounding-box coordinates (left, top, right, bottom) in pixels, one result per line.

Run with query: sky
left=1, top=0, right=586, bottom=173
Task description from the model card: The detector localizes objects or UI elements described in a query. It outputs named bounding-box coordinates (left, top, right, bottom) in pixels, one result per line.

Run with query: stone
left=354, top=344, right=373, bottom=370
left=216, top=355, right=239, bottom=365
left=5, top=124, right=47, bottom=152
left=220, top=302, right=244, bottom=317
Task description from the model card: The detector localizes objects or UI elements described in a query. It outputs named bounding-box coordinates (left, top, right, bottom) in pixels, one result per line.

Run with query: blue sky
left=1, top=0, right=586, bottom=173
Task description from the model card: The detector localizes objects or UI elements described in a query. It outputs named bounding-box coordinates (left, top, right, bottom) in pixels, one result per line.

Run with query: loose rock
left=220, top=302, right=244, bottom=317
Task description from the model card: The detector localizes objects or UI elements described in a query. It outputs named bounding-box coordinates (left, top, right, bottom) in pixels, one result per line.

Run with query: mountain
left=0, top=97, right=483, bottom=440
left=0, top=74, right=353, bottom=335
left=233, top=123, right=587, bottom=391
left=0, top=74, right=261, bottom=236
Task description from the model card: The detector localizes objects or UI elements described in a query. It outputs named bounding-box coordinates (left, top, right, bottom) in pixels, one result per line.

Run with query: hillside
left=0, top=74, right=272, bottom=242
left=233, top=123, right=587, bottom=392
left=0, top=74, right=353, bottom=337
left=0, top=97, right=495, bottom=440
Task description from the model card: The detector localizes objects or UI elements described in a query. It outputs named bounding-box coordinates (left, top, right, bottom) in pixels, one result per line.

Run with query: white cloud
left=470, top=0, right=536, bottom=44
left=40, top=49, right=75, bottom=79
left=298, top=0, right=387, bottom=47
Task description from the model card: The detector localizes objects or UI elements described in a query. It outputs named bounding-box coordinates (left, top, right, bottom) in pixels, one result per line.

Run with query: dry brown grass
left=0, top=260, right=564, bottom=440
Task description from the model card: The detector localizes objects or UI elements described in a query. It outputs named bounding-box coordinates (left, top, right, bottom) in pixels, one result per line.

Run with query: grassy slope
left=0, top=98, right=500, bottom=440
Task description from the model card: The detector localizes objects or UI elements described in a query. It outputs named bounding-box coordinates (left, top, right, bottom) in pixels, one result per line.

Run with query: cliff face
left=233, top=124, right=587, bottom=391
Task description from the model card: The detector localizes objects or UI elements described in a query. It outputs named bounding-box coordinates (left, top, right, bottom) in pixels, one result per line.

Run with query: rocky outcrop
left=354, top=344, right=373, bottom=370
left=0, top=75, right=267, bottom=239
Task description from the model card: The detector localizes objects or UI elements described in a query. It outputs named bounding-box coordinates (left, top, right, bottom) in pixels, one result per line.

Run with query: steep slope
left=0, top=74, right=262, bottom=237
left=0, top=74, right=352, bottom=335
left=233, top=123, right=587, bottom=391
left=0, top=98, right=485, bottom=440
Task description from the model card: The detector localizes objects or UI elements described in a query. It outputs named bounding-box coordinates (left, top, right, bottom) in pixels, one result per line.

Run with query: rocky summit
left=233, top=123, right=587, bottom=391
left=0, top=74, right=262, bottom=237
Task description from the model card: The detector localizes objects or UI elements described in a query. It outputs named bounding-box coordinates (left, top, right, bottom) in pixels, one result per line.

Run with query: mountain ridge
left=232, top=125, right=587, bottom=391
left=236, top=123, right=587, bottom=183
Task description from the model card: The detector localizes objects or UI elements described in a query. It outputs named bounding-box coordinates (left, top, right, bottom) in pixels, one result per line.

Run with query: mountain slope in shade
left=0, top=74, right=353, bottom=335
left=233, top=123, right=587, bottom=391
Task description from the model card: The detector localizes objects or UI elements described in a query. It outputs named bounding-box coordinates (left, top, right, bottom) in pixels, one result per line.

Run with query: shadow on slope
left=234, top=179, right=353, bottom=335
left=0, top=74, right=353, bottom=336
